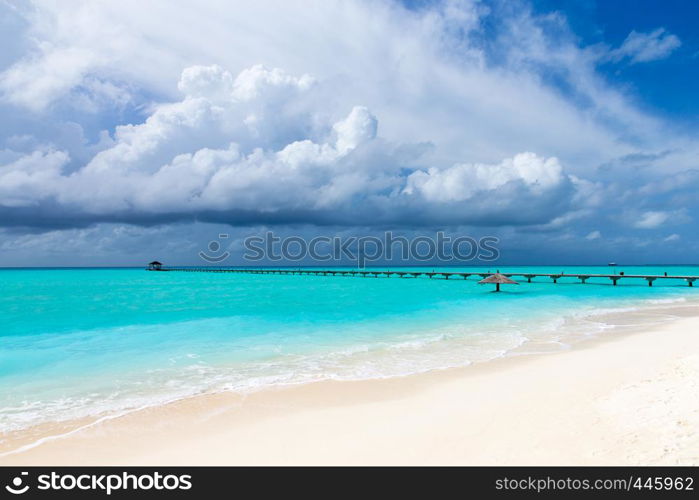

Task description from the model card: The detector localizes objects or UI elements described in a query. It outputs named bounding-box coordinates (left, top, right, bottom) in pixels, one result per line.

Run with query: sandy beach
left=2, top=303, right=698, bottom=466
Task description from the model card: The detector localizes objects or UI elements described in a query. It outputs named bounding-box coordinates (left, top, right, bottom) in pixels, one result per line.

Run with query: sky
left=0, top=0, right=697, bottom=266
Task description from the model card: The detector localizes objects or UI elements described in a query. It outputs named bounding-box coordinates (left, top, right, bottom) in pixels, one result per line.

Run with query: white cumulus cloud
left=0, top=64, right=581, bottom=227
left=404, top=153, right=565, bottom=202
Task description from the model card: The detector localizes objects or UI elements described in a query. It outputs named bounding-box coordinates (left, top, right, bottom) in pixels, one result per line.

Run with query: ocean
left=1, top=265, right=698, bottom=433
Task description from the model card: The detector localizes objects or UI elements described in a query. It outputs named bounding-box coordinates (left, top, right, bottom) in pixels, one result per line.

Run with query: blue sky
left=0, top=0, right=697, bottom=266
left=532, top=0, right=699, bottom=120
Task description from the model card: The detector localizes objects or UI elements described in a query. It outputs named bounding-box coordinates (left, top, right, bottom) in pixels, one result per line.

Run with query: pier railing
left=147, top=267, right=699, bottom=287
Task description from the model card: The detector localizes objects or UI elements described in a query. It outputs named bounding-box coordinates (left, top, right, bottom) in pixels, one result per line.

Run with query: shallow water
left=1, top=265, right=698, bottom=432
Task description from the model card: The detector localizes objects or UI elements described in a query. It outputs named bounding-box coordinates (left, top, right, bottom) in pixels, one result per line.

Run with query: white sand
left=1, top=311, right=698, bottom=465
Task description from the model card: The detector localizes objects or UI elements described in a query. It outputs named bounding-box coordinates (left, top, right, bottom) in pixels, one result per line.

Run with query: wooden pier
left=147, top=266, right=699, bottom=287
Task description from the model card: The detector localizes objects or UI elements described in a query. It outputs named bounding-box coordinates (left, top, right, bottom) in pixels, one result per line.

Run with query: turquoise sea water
left=1, top=266, right=698, bottom=433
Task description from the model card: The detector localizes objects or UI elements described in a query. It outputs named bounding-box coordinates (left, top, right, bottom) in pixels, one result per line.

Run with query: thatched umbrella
left=478, top=273, right=518, bottom=292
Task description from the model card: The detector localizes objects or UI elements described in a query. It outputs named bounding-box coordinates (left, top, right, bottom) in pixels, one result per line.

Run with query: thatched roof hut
left=478, top=273, right=518, bottom=292
left=148, top=261, right=163, bottom=270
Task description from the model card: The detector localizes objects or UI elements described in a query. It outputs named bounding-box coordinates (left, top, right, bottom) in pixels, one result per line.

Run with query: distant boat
left=608, top=262, right=617, bottom=266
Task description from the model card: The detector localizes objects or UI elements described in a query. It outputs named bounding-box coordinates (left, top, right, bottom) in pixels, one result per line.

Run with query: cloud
left=634, top=211, right=668, bottom=229
left=0, top=1, right=697, bottom=265
left=0, top=0, right=675, bottom=172
left=333, top=106, right=377, bottom=155
left=0, top=47, right=94, bottom=112
left=585, top=230, right=601, bottom=240
left=632, top=210, right=690, bottom=229
left=404, top=153, right=565, bottom=201
left=664, top=234, right=680, bottom=242
left=0, top=64, right=580, bottom=228
left=0, top=149, right=69, bottom=207
left=609, top=28, right=681, bottom=64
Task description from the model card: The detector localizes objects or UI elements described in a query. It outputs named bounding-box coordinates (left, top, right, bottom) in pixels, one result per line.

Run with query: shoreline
left=0, top=294, right=692, bottom=438
left=1, top=300, right=699, bottom=465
